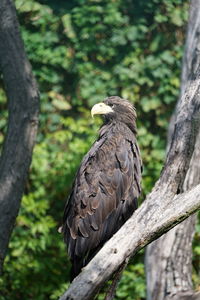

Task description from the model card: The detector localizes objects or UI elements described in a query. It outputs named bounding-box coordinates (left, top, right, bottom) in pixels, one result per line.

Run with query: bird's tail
left=70, top=256, right=84, bottom=282
left=70, top=244, right=104, bottom=281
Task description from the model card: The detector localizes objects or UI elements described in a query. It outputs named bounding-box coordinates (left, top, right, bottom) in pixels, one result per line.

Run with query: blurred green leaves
left=1, top=0, right=199, bottom=299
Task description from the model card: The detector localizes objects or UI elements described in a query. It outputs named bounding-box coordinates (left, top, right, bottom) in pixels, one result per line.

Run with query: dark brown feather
left=62, top=96, right=142, bottom=280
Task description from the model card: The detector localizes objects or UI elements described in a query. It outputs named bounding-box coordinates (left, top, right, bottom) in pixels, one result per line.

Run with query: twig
left=104, top=261, right=128, bottom=300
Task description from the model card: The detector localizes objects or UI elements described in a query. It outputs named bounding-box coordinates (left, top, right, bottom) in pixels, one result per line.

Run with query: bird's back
left=62, top=122, right=142, bottom=280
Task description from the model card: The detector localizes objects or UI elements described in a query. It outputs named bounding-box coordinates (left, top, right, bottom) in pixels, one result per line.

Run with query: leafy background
left=0, top=0, right=199, bottom=299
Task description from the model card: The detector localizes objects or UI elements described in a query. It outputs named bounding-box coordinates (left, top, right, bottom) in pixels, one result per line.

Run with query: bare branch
left=60, top=183, right=200, bottom=300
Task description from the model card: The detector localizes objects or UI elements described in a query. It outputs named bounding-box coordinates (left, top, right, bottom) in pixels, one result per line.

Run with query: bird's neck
left=99, top=119, right=137, bottom=138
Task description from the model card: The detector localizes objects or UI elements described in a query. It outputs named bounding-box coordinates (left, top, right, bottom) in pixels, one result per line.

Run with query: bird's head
left=91, top=96, right=137, bottom=133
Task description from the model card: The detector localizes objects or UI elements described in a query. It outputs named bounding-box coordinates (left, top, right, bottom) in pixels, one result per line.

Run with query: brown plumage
left=61, top=96, right=142, bottom=280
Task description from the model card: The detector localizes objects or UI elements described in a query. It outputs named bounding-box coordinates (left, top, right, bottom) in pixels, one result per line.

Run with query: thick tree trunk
left=0, top=0, right=39, bottom=274
left=145, top=1, right=200, bottom=299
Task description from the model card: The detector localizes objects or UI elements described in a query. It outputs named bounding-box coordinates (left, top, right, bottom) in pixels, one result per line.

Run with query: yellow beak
left=91, top=102, right=114, bottom=118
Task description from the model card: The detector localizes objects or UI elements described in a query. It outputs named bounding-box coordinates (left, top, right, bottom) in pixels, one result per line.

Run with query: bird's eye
left=110, top=104, right=115, bottom=108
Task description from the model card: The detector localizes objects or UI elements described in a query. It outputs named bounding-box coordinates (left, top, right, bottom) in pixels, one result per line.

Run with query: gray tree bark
left=0, top=0, right=39, bottom=274
left=146, top=1, right=200, bottom=299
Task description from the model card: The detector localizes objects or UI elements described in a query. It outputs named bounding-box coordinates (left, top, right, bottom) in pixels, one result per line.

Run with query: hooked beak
left=91, top=102, right=114, bottom=118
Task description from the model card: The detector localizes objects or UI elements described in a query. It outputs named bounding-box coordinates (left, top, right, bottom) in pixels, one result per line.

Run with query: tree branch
left=0, top=0, right=39, bottom=273
left=60, top=184, right=200, bottom=300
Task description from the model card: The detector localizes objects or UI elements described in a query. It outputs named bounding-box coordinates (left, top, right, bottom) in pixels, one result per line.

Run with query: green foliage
left=116, top=263, right=145, bottom=300
left=1, top=0, right=199, bottom=299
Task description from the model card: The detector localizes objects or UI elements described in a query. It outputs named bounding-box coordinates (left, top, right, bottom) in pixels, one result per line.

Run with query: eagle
left=61, top=96, right=142, bottom=281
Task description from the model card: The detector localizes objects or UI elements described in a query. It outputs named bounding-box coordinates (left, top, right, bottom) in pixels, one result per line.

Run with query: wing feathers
left=63, top=125, right=142, bottom=278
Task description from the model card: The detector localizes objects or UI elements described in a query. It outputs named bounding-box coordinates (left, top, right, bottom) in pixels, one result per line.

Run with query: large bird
left=61, top=96, right=142, bottom=280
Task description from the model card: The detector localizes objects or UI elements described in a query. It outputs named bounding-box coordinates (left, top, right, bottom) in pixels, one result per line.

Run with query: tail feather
left=70, top=245, right=101, bottom=281
left=70, top=256, right=84, bottom=282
